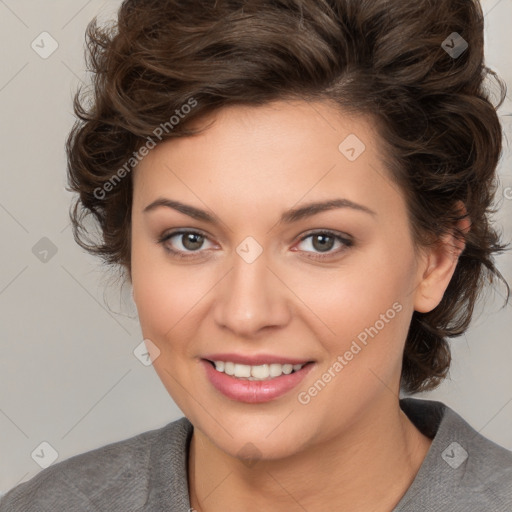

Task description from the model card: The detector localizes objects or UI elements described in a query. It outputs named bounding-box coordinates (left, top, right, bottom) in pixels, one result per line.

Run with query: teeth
left=282, top=364, right=293, bottom=375
left=251, top=364, right=270, bottom=379
left=269, top=363, right=282, bottom=377
left=224, top=361, right=235, bottom=375
left=234, top=363, right=251, bottom=378
left=212, top=361, right=306, bottom=380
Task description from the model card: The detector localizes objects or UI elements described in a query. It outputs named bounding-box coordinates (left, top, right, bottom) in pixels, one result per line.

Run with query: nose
left=213, top=249, right=292, bottom=338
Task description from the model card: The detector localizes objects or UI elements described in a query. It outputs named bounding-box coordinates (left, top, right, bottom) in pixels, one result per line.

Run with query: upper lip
left=202, top=353, right=313, bottom=366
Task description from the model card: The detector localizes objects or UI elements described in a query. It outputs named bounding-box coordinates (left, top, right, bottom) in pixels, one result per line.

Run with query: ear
left=414, top=201, right=471, bottom=313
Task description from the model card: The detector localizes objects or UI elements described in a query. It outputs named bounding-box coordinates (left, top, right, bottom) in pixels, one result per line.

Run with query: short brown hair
left=66, top=0, right=510, bottom=393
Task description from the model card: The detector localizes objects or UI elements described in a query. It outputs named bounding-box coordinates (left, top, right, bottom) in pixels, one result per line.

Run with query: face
left=130, top=100, right=433, bottom=461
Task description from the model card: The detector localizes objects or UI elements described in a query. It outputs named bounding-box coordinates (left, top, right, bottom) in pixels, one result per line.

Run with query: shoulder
left=0, top=417, right=192, bottom=512
left=398, top=398, right=512, bottom=511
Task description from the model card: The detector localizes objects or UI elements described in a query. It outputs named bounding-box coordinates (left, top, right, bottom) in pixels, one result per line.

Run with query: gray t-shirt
left=1, top=398, right=511, bottom=511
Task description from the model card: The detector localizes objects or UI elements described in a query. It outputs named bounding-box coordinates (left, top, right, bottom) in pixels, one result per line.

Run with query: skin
left=130, top=100, right=468, bottom=512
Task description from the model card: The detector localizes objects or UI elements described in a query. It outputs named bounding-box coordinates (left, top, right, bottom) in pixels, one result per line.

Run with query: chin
left=224, top=433, right=305, bottom=463
left=194, top=414, right=312, bottom=462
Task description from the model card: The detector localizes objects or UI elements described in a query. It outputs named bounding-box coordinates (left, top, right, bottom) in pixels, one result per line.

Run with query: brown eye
left=295, top=230, right=353, bottom=259
left=157, top=230, right=214, bottom=259
left=311, top=234, right=336, bottom=252
left=180, top=232, right=205, bottom=251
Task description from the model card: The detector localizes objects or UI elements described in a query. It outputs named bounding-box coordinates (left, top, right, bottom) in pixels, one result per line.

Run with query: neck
left=188, top=398, right=432, bottom=512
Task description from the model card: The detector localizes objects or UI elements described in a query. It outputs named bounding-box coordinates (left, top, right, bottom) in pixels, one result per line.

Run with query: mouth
left=200, top=358, right=315, bottom=403
left=204, top=359, right=311, bottom=381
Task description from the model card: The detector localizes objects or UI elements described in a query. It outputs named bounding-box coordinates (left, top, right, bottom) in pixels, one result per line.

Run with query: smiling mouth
left=205, top=359, right=313, bottom=381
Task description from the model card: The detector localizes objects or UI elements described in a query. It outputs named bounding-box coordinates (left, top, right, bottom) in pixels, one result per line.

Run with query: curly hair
left=66, top=0, right=510, bottom=394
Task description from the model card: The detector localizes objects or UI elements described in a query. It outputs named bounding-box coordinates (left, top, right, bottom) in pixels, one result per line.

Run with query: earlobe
left=414, top=203, right=471, bottom=313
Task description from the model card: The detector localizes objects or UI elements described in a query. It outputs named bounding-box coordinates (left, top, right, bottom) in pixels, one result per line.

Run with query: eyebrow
left=143, top=197, right=376, bottom=224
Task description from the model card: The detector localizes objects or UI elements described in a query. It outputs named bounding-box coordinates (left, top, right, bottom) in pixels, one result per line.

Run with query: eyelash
left=157, top=229, right=354, bottom=261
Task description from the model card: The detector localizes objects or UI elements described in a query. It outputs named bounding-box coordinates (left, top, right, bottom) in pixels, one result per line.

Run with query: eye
left=157, top=228, right=353, bottom=261
left=157, top=229, right=215, bottom=259
left=294, top=230, right=353, bottom=260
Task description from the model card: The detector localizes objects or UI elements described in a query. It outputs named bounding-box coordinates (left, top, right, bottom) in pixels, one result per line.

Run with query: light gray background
left=0, top=0, right=511, bottom=496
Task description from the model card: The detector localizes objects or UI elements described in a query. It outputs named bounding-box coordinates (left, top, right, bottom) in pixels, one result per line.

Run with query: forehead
left=148, top=100, right=379, bottom=156
left=132, top=100, right=400, bottom=220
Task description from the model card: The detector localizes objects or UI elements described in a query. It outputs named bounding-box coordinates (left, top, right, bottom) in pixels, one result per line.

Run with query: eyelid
left=296, top=228, right=353, bottom=244
left=157, top=228, right=215, bottom=249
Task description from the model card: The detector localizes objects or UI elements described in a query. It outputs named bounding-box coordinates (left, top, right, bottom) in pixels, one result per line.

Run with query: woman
left=1, top=0, right=511, bottom=510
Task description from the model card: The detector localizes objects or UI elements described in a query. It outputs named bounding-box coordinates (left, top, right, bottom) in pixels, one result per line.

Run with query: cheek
left=293, top=242, right=417, bottom=383
left=131, top=244, right=212, bottom=411
left=133, top=265, right=212, bottom=346
left=291, top=255, right=414, bottom=428
left=131, top=234, right=207, bottom=345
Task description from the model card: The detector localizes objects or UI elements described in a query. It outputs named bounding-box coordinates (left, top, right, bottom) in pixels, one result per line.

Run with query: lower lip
left=201, top=360, right=315, bottom=403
